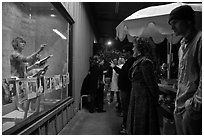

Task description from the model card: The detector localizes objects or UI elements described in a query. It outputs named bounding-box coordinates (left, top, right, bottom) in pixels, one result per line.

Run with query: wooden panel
left=62, top=108, right=67, bottom=127
left=70, top=103, right=74, bottom=118
left=3, top=98, right=73, bottom=135
left=2, top=100, right=17, bottom=116
left=30, top=129, right=39, bottom=135
left=59, top=112, right=63, bottom=131
left=39, top=125, right=46, bottom=135
left=67, top=105, right=71, bottom=121
left=56, top=113, right=63, bottom=133
left=47, top=118, right=57, bottom=135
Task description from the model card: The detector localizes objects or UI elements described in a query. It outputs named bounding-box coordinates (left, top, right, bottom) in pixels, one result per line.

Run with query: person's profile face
left=169, top=19, right=187, bottom=36
left=113, top=59, right=118, bottom=65
left=119, top=57, right=125, bottom=64
left=18, top=41, right=26, bottom=52
left=132, top=43, right=140, bottom=57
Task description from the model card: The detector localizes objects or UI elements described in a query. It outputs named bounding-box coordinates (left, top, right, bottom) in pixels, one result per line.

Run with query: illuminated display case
left=2, top=2, right=71, bottom=132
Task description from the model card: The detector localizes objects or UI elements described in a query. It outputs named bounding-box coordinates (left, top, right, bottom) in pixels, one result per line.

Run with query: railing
left=3, top=97, right=74, bottom=135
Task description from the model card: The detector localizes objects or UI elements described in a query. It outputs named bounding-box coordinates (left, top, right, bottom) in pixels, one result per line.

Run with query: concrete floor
left=59, top=99, right=176, bottom=135
left=59, top=101, right=123, bottom=135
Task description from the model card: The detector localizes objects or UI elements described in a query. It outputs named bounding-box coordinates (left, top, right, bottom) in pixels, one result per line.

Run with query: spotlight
left=107, top=41, right=112, bottom=46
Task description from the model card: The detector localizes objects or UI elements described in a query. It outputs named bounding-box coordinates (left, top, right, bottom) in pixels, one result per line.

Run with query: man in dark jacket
left=110, top=49, right=136, bottom=133
left=89, top=55, right=106, bottom=113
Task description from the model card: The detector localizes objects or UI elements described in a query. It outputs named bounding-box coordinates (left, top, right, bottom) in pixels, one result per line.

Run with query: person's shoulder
left=196, top=30, right=202, bottom=38
left=195, top=30, right=202, bottom=46
left=126, top=57, right=136, bottom=63
left=10, top=51, right=20, bottom=57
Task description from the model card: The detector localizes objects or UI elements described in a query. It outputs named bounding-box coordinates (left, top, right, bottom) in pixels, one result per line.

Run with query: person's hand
left=110, top=60, right=115, bottom=68
left=185, top=99, right=192, bottom=110
left=158, top=95, right=164, bottom=103
left=103, top=70, right=107, bottom=74
left=99, top=60, right=104, bottom=65
left=36, top=54, right=41, bottom=60
left=33, top=54, right=41, bottom=62
left=39, top=44, right=47, bottom=52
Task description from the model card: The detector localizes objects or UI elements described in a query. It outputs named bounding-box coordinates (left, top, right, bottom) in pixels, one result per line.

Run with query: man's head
left=118, top=57, right=125, bottom=65
left=122, top=44, right=134, bottom=59
left=168, top=5, right=195, bottom=36
left=113, top=58, right=118, bottom=65
left=12, top=37, right=26, bottom=52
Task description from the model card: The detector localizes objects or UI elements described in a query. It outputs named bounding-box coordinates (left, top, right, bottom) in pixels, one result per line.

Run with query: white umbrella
left=116, top=2, right=202, bottom=44
left=116, top=2, right=202, bottom=79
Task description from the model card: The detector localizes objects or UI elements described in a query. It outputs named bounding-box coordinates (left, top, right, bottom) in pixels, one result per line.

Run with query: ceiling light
left=50, top=14, right=56, bottom=17
left=107, top=41, right=112, bottom=46
left=29, top=13, right=32, bottom=19
left=53, top=29, right=67, bottom=40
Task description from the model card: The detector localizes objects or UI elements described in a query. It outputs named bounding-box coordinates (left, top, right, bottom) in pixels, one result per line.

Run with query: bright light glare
left=53, top=29, right=67, bottom=40
left=107, top=41, right=112, bottom=46
left=50, top=14, right=56, bottom=17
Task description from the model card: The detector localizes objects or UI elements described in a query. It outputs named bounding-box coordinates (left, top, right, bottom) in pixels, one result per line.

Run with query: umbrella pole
left=167, top=43, right=170, bottom=79
left=167, top=35, right=173, bottom=79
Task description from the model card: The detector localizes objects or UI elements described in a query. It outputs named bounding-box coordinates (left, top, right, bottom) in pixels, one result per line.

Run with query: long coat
left=126, top=56, right=160, bottom=135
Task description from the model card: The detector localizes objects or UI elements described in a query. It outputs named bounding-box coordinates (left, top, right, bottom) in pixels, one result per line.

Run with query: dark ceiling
left=22, top=2, right=200, bottom=43
left=87, top=2, right=171, bottom=40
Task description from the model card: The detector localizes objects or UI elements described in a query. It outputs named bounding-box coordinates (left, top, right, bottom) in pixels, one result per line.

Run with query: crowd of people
left=81, top=5, right=202, bottom=135
left=5, top=4, right=201, bottom=135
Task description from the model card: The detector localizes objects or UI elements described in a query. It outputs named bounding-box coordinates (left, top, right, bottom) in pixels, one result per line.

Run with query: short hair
left=12, top=37, right=26, bottom=50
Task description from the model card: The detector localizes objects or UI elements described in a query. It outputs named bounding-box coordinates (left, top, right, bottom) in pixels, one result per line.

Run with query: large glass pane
left=2, top=2, right=70, bottom=132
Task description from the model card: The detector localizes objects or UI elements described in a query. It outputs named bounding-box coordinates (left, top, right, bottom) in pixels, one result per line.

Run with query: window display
left=54, top=74, right=61, bottom=90
left=44, top=76, right=51, bottom=93
left=2, top=2, right=71, bottom=133
left=2, top=78, right=15, bottom=105
left=16, top=79, right=28, bottom=104
left=37, top=76, right=45, bottom=94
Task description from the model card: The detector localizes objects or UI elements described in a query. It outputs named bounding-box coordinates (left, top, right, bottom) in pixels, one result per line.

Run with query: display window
left=2, top=2, right=71, bottom=132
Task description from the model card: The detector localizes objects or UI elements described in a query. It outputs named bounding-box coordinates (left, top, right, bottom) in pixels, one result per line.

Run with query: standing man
left=168, top=5, right=202, bottom=135
left=110, top=47, right=136, bottom=134
left=89, top=55, right=106, bottom=113
left=96, top=58, right=106, bottom=112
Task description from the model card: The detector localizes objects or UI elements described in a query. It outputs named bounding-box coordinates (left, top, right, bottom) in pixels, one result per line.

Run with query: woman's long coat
left=126, top=56, right=160, bottom=135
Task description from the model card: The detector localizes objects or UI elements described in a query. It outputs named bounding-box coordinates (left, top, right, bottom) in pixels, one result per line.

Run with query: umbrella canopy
left=116, top=2, right=202, bottom=44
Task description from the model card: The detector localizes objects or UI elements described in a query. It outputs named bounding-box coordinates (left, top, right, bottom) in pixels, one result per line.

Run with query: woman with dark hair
left=126, top=37, right=160, bottom=135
